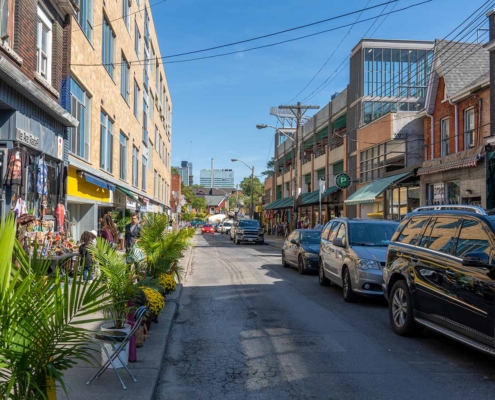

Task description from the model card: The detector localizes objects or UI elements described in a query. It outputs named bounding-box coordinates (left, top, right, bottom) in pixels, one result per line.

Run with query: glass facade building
left=362, top=47, right=434, bottom=124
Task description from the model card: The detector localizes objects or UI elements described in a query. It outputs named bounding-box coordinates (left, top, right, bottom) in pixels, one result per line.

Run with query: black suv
left=234, top=219, right=264, bottom=245
left=383, top=205, right=495, bottom=356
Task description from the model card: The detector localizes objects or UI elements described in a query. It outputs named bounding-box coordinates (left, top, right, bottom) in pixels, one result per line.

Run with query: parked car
left=230, top=217, right=251, bottom=241
left=221, top=221, right=233, bottom=235
left=214, top=222, right=221, bottom=232
left=201, top=224, right=214, bottom=234
left=282, top=230, right=321, bottom=274
left=383, top=205, right=495, bottom=356
left=232, top=219, right=264, bottom=245
left=319, top=218, right=399, bottom=302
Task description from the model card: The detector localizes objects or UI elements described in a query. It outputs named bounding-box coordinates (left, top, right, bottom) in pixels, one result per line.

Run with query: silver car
left=318, top=218, right=399, bottom=302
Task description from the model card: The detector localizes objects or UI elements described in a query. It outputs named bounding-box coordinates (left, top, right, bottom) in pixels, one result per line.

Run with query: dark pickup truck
left=233, top=219, right=264, bottom=245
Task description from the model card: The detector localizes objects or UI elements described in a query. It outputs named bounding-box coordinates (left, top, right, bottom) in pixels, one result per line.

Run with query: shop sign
left=16, top=129, right=39, bottom=149
left=335, top=172, right=352, bottom=189
left=433, top=182, right=444, bottom=204
left=126, top=199, right=137, bottom=209
left=57, top=136, right=63, bottom=159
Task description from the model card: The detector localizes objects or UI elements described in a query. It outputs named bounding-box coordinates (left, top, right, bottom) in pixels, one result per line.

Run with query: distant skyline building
left=200, top=169, right=234, bottom=188
left=174, top=161, right=193, bottom=186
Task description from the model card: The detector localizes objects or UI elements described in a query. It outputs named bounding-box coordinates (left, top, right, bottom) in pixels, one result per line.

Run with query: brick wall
left=425, top=77, right=490, bottom=160
left=170, top=174, right=181, bottom=210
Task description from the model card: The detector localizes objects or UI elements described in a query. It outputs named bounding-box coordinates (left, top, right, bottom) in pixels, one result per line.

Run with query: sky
left=151, top=0, right=490, bottom=185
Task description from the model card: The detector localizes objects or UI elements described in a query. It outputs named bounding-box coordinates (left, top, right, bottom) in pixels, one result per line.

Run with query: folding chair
left=87, top=306, right=148, bottom=389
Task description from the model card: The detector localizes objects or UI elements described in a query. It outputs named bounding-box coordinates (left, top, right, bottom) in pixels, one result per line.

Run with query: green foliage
left=113, top=209, right=131, bottom=234
left=171, top=166, right=179, bottom=174
left=181, top=184, right=207, bottom=213
left=181, top=210, right=194, bottom=222
left=261, top=157, right=275, bottom=176
left=240, top=176, right=264, bottom=201
left=0, top=215, right=111, bottom=399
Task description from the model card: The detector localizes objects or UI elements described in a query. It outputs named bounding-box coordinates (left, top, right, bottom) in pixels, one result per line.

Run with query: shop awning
left=116, top=185, right=140, bottom=203
left=321, top=186, right=340, bottom=199
left=272, top=197, right=294, bottom=210
left=263, top=198, right=283, bottom=210
left=302, top=191, right=320, bottom=205
left=344, top=172, right=411, bottom=206
left=85, top=173, right=115, bottom=191
left=417, top=151, right=484, bottom=176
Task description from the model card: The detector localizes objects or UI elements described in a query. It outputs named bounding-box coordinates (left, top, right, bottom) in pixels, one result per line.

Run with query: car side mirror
left=333, top=238, right=345, bottom=248
left=462, top=252, right=489, bottom=267
left=290, top=239, right=298, bottom=245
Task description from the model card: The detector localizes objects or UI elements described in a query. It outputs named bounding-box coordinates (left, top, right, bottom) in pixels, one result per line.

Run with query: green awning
left=116, top=186, right=141, bottom=204
left=272, top=196, right=294, bottom=209
left=344, top=172, right=411, bottom=206
left=263, top=198, right=283, bottom=210
left=302, top=139, right=313, bottom=150
left=302, top=190, right=320, bottom=205
left=304, top=174, right=311, bottom=184
left=333, top=161, right=344, bottom=174
left=321, top=186, right=340, bottom=199
left=317, top=168, right=325, bottom=180
left=332, top=114, right=347, bottom=131
left=316, top=127, right=328, bottom=142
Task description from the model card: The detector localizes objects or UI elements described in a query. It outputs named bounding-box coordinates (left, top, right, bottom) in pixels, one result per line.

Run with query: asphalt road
left=155, top=232, right=495, bottom=400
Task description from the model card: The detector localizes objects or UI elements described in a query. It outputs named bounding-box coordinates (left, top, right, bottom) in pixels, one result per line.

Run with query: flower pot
left=100, top=323, right=131, bottom=368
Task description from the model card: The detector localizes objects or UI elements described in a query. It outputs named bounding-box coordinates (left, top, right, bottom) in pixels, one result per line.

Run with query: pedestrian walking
left=100, top=214, right=118, bottom=248
left=79, top=230, right=96, bottom=282
left=125, top=212, right=142, bottom=251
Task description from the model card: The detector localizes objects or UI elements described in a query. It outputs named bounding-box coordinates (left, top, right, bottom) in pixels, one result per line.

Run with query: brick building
left=67, top=0, right=173, bottom=238
left=0, top=0, right=77, bottom=221
left=170, top=173, right=181, bottom=219
left=418, top=40, right=490, bottom=208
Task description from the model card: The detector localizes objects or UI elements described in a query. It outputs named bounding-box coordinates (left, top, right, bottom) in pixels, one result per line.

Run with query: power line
left=71, top=0, right=430, bottom=67
left=287, top=0, right=375, bottom=104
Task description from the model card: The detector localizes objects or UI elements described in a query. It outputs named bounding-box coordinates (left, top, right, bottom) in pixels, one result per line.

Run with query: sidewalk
left=265, top=234, right=286, bottom=249
left=57, top=241, right=194, bottom=400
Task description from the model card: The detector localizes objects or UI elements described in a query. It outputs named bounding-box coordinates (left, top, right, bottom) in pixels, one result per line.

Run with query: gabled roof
left=203, top=195, right=226, bottom=207
left=426, top=40, right=489, bottom=113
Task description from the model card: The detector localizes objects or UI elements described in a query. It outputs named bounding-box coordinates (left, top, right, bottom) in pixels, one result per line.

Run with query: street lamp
left=231, top=158, right=255, bottom=219
left=256, top=124, right=295, bottom=142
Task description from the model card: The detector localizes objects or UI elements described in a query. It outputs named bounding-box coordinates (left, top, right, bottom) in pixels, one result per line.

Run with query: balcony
left=329, top=134, right=344, bottom=150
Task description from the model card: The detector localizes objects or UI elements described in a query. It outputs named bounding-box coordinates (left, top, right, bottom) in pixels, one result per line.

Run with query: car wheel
left=298, top=256, right=306, bottom=275
left=342, top=267, right=357, bottom=303
left=282, top=251, right=289, bottom=268
left=389, top=280, right=423, bottom=336
left=318, top=259, right=330, bottom=286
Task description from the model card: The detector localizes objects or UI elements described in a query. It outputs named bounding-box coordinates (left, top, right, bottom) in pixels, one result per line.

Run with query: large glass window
left=101, top=16, right=115, bottom=78
left=100, top=111, right=114, bottom=173
left=134, top=21, right=140, bottom=60
left=76, top=0, right=93, bottom=41
left=120, top=54, right=130, bottom=102
left=141, top=156, right=147, bottom=191
left=465, top=108, right=475, bottom=149
left=441, top=118, right=450, bottom=156
left=132, top=146, right=138, bottom=187
left=0, top=0, right=10, bottom=40
left=360, top=140, right=405, bottom=183
left=119, top=132, right=128, bottom=181
left=143, top=92, right=148, bottom=145
left=445, top=180, right=460, bottom=204
left=122, top=0, right=130, bottom=31
left=133, top=80, right=140, bottom=120
left=70, top=78, right=90, bottom=160
left=349, top=222, right=397, bottom=246
left=154, top=170, right=157, bottom=197
left=36, top=6, right=52, bottom=81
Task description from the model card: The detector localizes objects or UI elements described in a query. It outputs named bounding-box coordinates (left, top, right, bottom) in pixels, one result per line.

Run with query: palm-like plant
left=0, top=216, right=111, bottom=399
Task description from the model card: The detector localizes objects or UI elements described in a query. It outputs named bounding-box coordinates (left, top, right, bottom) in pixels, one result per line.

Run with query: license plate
left=248, top=239, right=253, bottom=242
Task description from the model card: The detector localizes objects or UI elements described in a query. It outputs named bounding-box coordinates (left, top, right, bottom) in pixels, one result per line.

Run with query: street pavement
left=155, top=232, right=495, bottom=400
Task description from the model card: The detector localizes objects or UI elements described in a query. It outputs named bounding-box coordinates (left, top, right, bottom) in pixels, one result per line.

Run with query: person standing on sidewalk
left=79, top=230, right=96, bottom=282
left=125, top=212, right=142, bottom=251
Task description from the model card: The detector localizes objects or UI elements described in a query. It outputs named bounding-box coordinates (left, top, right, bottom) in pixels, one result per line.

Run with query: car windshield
left=239, top=220, right=260, bottom=228
left=301, top=231, right=321, bottom=244
left=349, top=222, right=398, bottom=246
left=224, top=222, right=232, bottom=227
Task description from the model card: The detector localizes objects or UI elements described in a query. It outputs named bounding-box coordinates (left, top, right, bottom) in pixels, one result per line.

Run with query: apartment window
left=76, top=0, right=93, bottom=41
left=1, top=0, right=14, bottom=43
left=360, top=141, right=405, bottom=183
left=132, top=146, right=138, bottom=187
left=149, top=93, right=154, bottom=122
left=158, top=175, right=161, bottom=200
left=120, top=54, right=130, bottom=102
left=134, top=21, right=140, bottom=60
left=441, top=118, right=450, bottom=157
left=122, top=0, right=130, bottom=31
left=70, top=78, right=91, bottom=160
left=119, top=132, right=128, bottom=181
left=100, top=111, right=114, bottom=173
left=154, top=126, right=158, bottom=151
left=464, top=108, right=475, bottom=149
left=159, top=135, right=162, bottom=159
left=155, top=61, right=159, bottom=94
left=143, top=93, right=148, bottom=145
left=141, top=156, right=147, bottom=191
left=154, top=170, right=157, bottom=197
left=133, top=80, right=140, bottom=120
left=101, top=15, right=115, bottom=78
left=36, top=6, right=52, bottom=81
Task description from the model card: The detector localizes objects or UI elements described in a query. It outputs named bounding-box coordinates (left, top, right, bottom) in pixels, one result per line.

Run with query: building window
left=133, top=80, right=140, bottom=120
left=143, top=93, right=148, bottom=145
left=36, top=6, right=52, bottom=81
left=441, top=118, right=450, bottom=157
left=100, top=111, right=114, bottom=173
left=70, top=78, right=91, bottom=160
left=134, top=21, right=140, bottom=60
left=1, top=0, right=14, bottom=43
left=119, top=132, right=128, bottom=181
left=132, top=146, right=138, bottom=187
left=464, top=108, right=475, bottom=149
left=360, top=140, right=405, bottom=183
left=101, top=15, right=115, bottom=78
left=122, top=0, right=130, bottom=31
left=120, top=54, right=130, bottom=102
left=75, top=0, right=93, bottom=41
left=142, top=156, right=147, bottom=191
left=149, top=93, right=154, bottom=122
left=154, top=170, right=157, bottom=197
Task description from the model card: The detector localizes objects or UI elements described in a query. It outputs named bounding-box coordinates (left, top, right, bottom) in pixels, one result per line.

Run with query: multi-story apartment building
left=67, top=0, right=172, bottom=237
left=199, top=168, right=234, bottom=188
left=0, top=0, right=77, bottom=222
left=175, top=160, right=193, bottom=187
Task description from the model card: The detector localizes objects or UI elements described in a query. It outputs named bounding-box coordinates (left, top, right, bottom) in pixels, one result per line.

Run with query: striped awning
left=417, top=154, right=483, bottom=175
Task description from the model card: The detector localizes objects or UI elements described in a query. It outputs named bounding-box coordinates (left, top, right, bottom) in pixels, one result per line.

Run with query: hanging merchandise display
left=37, top=158, right=48, bottom=195
left=56, top=203, right=65, bottom=233
left=3, top=147, right=33, bottom=186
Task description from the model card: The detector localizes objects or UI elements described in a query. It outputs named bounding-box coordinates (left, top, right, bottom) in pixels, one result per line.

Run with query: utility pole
left=278, top=102, right=319, bottom=230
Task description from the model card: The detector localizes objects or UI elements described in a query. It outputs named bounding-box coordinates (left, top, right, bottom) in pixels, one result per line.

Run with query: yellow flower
left=158, top=274, right=176, bottom=292
left=141, top=287, right=165, bottom=314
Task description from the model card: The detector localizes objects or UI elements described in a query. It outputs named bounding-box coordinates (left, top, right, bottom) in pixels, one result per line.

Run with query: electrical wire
left=71, top=0, right=430, bottom=67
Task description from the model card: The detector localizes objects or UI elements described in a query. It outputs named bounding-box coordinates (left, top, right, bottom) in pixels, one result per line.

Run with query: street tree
left=261, top=157, right=275, bottom=177
left=240, top=176, right=264, bottom=202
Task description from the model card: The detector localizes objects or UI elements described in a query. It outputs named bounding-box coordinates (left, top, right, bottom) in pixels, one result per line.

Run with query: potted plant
left=0, top=215, right=110, bottom=399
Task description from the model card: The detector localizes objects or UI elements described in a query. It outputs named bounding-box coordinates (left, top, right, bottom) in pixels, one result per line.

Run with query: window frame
left=75, top=0, right=93, bottom=42
left=441, top=118, right=450, bottom=157
left=0, top=0, right=15, bottom=44
left=141, top=155, right=147, bottom=191
left=119, top=131, right=128, bottom=181
left=133, top=79, right=140, bottom=120
left=134, top=20, right=140, bottom=60
left=69, top=77, right=91, bottom=161
left=100, top=111, right=114, bottom=173
left=101, top=14, right=115, bottom=79
left=122, top=0, right=130, bottom=31
left=36, top=5, right=53, bottom=82
left=132, top=145, right=139, bottom=187
left=464, top=107, right=475, bottom=149
left=120, top=53, right=130, bottom=103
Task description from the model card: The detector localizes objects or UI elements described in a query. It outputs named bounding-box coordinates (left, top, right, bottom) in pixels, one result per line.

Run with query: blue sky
left=152, top=0, right=488, bottom=185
